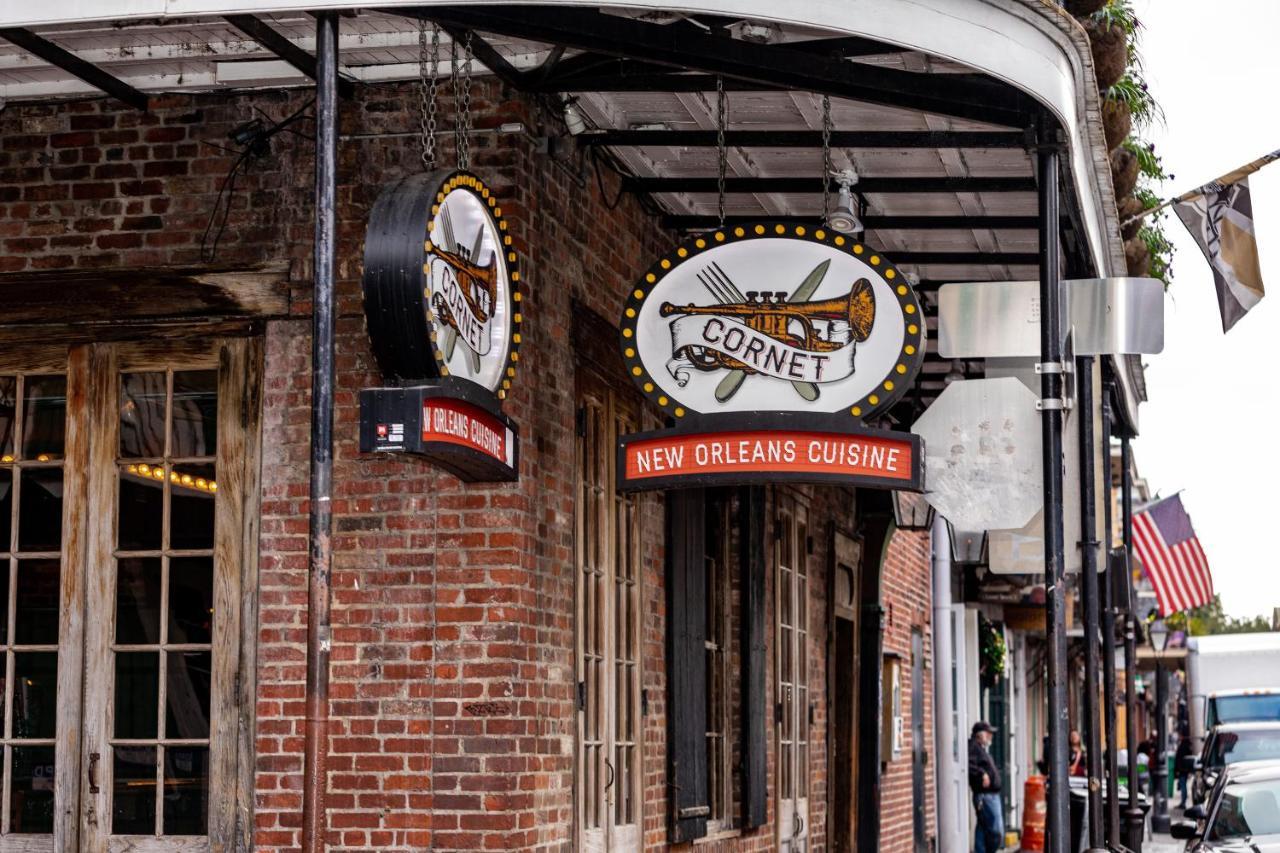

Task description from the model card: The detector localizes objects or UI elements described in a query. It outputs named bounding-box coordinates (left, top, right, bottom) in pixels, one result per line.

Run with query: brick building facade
left=0, top=77, right=937, bottom=852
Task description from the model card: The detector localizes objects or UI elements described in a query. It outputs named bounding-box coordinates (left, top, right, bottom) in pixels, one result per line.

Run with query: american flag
left=1131, top=494, right=1214, bottom=616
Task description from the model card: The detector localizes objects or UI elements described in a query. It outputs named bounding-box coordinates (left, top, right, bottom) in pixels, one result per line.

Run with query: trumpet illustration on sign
left=660, top=260, right=876, bottom=402
left=430, top=208, right=495, bottom=371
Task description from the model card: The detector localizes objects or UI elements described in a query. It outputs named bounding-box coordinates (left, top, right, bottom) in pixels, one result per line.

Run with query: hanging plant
left=979, top=616, right=1007, bottom=680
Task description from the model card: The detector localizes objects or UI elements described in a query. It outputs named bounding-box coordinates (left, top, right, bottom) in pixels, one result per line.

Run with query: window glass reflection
left=170, top=464, right=215, bottom=551
left=171, top=371, right=217, bottom=458
left=111, top=746, right=155, bottom=835
left=0, top=377, right=14, bottom=459
left=20, top=377, right=65, bottom=461
left=165, top=651, right=211, bottom=740
left=116, top=558, right=161, bottom=645
left=11, top=746, right=54, bottom=834
left=163, top=746, right=209, bottom=835
left=120, top=373, right=166, bottom=459
left=169, top=557, right=213, bottom=645
left=18, top=469, right=62, bottom=553
left=114, top=652, right=159, bottom=739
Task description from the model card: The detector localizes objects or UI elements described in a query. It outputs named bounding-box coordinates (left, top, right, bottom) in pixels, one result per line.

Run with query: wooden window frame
left=703, top=497, right=734, bottom=835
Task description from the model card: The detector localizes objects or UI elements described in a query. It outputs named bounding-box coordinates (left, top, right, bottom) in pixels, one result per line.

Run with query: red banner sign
left=619, top=422, right=920, bottom=491
left=422, top=397, right=514, bottom=467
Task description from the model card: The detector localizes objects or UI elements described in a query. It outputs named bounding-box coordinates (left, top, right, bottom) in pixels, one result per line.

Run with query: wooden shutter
left=739, top=486, right=767, bottom=829
left=666, top=488, right=708, bottom=843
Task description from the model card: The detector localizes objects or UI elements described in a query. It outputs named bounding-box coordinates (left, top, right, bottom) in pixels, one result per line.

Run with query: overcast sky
left=1131, top=0, right=1280, bottom=618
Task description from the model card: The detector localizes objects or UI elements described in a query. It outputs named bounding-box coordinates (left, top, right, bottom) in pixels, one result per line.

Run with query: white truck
left=1187, top=632, right=1280, bottom=750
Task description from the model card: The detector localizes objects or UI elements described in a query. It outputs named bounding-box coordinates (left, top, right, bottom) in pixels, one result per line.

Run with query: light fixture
left=892, top=490, right=935, bottom=531
left=1149, top=617, right=1169, bottom=654
left=948, top=523, right=988, bottom=566
left=562, top=97, right=588, bottom=136
left=826, top=168, right=863, bottom=235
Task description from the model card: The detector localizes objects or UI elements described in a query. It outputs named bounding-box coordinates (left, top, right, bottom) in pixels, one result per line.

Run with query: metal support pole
left=1100, top=384, right=1121, bottom=846
left=1122, top=435, right=1144, bottom=852
left=302, top=12, right=338, bottom=853
left=1152, top=660, right=1170, bottom=833
left=1036, top=135, right=1070, bottom=853
left=1076, top=356, right=1105, bottom=851
left=932, top=516, right=964, bottom=852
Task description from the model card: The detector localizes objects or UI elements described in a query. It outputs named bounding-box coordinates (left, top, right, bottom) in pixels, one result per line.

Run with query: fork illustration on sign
left=697, top=260, right=831, bottom=402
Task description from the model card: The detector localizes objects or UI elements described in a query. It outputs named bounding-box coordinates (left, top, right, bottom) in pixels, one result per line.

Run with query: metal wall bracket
left=1036, top=398, right=1066, bottom=411
left=1034, top=361, right=1073, bottom=375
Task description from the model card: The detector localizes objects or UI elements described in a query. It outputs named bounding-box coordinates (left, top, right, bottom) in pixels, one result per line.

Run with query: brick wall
left=0, top=80, right=937, bottom=852
left=880, top=528, right=938, bottom=852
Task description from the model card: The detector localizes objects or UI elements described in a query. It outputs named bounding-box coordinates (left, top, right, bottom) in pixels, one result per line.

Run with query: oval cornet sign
left=619, top=223, right=925, bottom=420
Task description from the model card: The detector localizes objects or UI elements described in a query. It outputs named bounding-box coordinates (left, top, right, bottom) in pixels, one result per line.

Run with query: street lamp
left=1149, top=617, right=1171, bottom=833
left=892, top=490, right=935, bottom=531
left=948, top=525, right=988, bottom=566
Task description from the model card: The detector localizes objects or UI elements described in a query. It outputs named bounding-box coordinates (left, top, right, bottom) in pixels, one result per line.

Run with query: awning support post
left=1101, top=380, right=1122, bottom=847
left=1036, top=129, right=1070, bottom=853
left=302, top=12, right=338, bottom=853
left=1077, top=355, right=1106, bottom=851
left=1122, top=434, right=1144, bottom=852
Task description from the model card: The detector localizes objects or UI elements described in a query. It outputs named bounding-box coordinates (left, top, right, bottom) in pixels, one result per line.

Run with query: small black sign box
left=358, top=378, right=519, bottom=483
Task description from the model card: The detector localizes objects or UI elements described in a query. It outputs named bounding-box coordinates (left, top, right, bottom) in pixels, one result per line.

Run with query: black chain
left=418, top=21, right=440, bottom=172
left=716, top=75, right=727, bottom=228
left=821, top=94, right=833, bottom=221
left=459, top=31, right=474, bottom=171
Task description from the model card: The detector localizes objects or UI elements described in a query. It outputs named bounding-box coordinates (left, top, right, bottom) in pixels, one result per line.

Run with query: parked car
left=1188, top=723, right=1280, bottom=805
left=1172, top=760, right=1280, bottom=851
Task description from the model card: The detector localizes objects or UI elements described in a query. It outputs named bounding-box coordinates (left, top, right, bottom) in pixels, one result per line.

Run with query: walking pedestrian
left=969, top=721, right=1004, bottom=853
left=1175, top=728, right=1193, bottom=809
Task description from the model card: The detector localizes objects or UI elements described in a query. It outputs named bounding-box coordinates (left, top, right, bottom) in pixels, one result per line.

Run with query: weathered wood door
left=775, top=493, right=810, bottom=853
left=574, top=371, right=642, bottom=852
left=0, top=340, right=258, bottom=853
left=77, top=340, right=259, bottom=853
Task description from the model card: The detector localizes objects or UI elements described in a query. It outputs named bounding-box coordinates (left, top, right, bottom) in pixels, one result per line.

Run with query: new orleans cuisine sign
left=617, top=223, right=925, bottom=491
left=359, top=169, right=521, bottom=481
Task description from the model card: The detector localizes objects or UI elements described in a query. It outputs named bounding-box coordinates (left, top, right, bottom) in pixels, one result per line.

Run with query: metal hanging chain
left=821, top=94, right=834, bottom=221
left=716, top=75, right=727, bottom=228
left=450, top=34, right=462, bottom=169
left=418, top=21, right=441, bottom=172
left=459, top=31, right=474, bottom=171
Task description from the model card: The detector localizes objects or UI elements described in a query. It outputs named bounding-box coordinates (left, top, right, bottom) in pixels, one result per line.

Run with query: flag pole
left=1119, top=147, right=1280, bottom=229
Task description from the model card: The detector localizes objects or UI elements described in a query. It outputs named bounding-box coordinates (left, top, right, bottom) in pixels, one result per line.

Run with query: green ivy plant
left=1128, top=145, right=1176, bottom=285
left=979, top=616, right=1007, bottom=680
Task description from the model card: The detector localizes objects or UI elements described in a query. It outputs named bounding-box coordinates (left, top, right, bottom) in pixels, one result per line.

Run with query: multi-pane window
left=0, top=374, right=66, bottom=836
left=777, top=494, right=810, bottom=852
left=576, top=372, right=641, bottom=852
left=110, top=369, right=218, bottom=836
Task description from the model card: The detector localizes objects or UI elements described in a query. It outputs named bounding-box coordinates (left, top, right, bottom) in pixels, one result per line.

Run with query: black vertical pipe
left=1100, top=382, right=1121, bottom=846
left=1076, top=356, right=1105, bottom=850
left=1037, top=135, right=1070, bottom=853
left=1122, top=435, right=1144, bottom=852
left=1152, top=659, right=1170, bottom=833
left=302, top=12, right=338, bottom=853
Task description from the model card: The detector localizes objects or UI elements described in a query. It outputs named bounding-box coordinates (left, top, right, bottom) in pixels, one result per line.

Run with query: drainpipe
left=1076, top=356, right=1105, bottom=852
left=1101, top=380, right=1121, bottom=847
left=1121, top=435, right=1144, bottom=852
left=302, top=12, right=338, bottom=853
left=1035, top=129, right=1070, bottom=853
left=932, top=515, right=964, bottom=853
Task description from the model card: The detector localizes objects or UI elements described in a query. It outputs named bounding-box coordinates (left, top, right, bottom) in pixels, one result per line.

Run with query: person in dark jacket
left=1175, top=730, right=1194, bottom=809
left=969, top=721, right=1004, bottom=853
